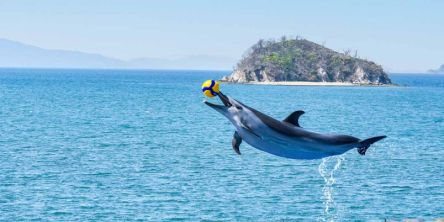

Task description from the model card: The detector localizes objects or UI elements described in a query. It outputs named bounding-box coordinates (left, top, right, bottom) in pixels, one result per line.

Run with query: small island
left=222, top=37, right=392, bottom=85
left=428, top=64, right=444, bottom=74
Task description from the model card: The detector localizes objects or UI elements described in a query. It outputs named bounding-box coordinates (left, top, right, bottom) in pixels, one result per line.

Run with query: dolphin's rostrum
left=205, top=92, right=386, bottom=160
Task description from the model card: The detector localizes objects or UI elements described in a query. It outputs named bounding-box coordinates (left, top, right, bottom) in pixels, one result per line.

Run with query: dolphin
left=204, top=92, right=386, bottom=160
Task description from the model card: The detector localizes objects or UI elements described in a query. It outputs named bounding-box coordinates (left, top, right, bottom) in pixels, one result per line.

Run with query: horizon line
left=0, top=66, right=439, bottom=75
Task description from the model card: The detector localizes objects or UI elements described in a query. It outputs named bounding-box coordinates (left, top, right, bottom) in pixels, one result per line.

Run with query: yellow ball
left=201, top=80, right=220, bottom=98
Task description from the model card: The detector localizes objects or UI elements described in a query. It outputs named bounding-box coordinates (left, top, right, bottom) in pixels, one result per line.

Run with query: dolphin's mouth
left=204, top=92, right=232, bottom=108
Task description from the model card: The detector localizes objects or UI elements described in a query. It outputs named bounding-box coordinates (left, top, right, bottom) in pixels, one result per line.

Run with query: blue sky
left=0, top=0, right=443, bottom=72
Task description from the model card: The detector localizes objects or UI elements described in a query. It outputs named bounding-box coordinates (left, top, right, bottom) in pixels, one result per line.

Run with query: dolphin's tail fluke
left=357, top=136, right=386, bottom=155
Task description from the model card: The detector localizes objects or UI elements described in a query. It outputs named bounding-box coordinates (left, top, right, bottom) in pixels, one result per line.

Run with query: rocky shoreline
left=220, top=80, right=396, bottom=87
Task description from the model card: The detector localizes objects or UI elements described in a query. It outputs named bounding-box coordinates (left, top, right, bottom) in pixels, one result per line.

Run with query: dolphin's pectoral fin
left=232, top=131, right=242, bottom=155
left=283, top=110, right=305, bottom=127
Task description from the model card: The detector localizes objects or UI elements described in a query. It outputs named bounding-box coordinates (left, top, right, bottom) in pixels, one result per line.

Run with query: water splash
left=318, top=155, right=345, bottom=222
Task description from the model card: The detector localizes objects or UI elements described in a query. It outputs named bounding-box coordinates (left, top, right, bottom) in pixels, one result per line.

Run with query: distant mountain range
left=0, top=38, right=235, bottom=70
left=428, top=64, right=444, bottom=74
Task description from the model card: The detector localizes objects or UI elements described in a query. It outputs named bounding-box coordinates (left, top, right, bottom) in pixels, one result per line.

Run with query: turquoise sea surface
left=0, top=69, right=443, bottom=221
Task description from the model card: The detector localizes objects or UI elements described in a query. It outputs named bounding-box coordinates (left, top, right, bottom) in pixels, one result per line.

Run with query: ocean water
left=0, top=69, right=443, bottom=221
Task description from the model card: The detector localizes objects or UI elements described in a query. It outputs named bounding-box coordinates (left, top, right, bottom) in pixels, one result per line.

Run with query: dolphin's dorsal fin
left=283, top=110, right=305, bottom=127
left=232, top=131, right=242, bottom=155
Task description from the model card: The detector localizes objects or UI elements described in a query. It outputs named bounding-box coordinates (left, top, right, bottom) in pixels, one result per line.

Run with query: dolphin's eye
left=235, top=105, right=243, bottom=110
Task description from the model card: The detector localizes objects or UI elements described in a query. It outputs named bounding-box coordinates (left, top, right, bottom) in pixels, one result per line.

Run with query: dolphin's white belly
left=236, top=126, right=355, bottom=160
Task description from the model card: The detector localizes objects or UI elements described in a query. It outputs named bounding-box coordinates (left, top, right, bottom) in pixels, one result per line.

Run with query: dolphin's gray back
left=248, top=107, right=360, bottom=146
